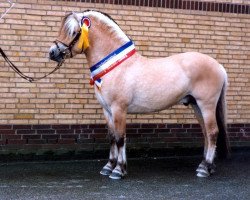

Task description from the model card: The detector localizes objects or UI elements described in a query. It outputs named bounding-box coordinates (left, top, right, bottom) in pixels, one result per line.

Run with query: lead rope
left=0, top=1, right=64, bottom=82
left=0, top=0, right=15, bottom=20
left=0, top=47, right=64, bottom=82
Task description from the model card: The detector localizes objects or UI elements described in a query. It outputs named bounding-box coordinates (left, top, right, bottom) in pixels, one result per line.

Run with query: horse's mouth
left=50, top=54, right=64, bottom=63
left=49, top=48, right=66, bottom=63
left=49, top=44, right=68, bottom=63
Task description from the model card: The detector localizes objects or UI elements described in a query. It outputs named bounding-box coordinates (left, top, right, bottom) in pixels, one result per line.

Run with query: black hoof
left=100, top=168, right=112, bottom=176
left=109, top=172, right=123, bottom=180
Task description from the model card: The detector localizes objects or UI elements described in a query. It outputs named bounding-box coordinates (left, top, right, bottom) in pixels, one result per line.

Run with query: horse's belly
left=128, top=104, right=165, bottom=113
left=128, top=104, right=156, bottom=113
left=127, top=96, right=179, bottom=114
left=127, top=77, right=189, bottom=114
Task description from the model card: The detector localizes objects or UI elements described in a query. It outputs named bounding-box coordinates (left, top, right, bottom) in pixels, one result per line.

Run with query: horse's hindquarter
left=177, top=52, right=227, bottom=103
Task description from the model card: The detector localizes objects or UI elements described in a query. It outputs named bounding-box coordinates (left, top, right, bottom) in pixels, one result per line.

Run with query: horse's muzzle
left=49, top=45, right=65, bottom=63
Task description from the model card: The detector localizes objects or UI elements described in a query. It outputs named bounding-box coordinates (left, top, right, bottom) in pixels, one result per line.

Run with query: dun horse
left=49, top=10, right=230, bottom=180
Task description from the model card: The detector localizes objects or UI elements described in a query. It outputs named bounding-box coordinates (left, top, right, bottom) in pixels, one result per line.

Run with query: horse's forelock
left=59, top=12, right=79, bottom=38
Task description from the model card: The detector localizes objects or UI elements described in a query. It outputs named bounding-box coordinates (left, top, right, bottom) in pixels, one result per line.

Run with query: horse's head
left=49, top=10, right=130, bottom=67
left=49, top=12, right=91, bottom=63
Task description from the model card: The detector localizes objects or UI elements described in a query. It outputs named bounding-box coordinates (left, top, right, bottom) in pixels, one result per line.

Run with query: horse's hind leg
left=190, top=102, right=212, bottom=177
left=196, top=103, right=218, bottom=177
left=191, top=103, right=207, bottom=158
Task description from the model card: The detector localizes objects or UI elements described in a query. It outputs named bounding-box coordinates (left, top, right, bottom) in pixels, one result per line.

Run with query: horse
left=49, top=10, right=230, bottom=180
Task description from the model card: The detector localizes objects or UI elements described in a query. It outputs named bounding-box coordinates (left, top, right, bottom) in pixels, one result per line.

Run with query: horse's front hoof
left=196, top=161, right=215, bottom=178
left=109, top=172, right=123, bottom=180
left=196, top=170, right=210, bottom=178
left=196, top=162, right=210, bottom=177
left=100, top=168, right=112, bottom=176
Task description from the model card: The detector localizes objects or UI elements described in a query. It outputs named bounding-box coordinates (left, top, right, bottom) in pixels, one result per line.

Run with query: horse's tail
left=216, top=66, right=231, bottom=159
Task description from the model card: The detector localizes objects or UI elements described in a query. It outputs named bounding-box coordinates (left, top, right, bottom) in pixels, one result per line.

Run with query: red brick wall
left=0, top=0, right=249, bottom=157
left=0, top=123, right=249, bottom=159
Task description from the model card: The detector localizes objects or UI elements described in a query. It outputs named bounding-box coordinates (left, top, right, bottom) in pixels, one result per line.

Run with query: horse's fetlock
left=116, top=137, right=125, bottom=148
left=117, top=161, right=127, bottom=173
left=109, top=159, right=117, bottom=168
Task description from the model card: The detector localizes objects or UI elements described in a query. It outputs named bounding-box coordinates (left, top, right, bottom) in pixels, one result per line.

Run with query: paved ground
left=0, top=152, right=249, bottom=200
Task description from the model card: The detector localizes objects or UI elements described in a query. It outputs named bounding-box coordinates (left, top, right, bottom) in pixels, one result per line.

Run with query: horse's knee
left=208, top=127, right=218, bottom=143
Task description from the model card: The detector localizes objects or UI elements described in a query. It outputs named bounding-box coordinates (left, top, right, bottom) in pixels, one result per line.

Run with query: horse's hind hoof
left=100, top=168, right=112, bottom=176
left=109, top=172, right=123, bottom=180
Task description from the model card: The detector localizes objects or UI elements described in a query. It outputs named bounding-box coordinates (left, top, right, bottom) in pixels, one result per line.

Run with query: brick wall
left=0, top=0, right=249, bottom=157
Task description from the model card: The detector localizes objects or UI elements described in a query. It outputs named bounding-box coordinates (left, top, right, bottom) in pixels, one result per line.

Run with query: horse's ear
left=72, top=12, right=81, bottom=22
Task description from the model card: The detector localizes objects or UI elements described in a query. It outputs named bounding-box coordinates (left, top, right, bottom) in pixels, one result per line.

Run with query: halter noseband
left=53, top=31, right=82, bottom=59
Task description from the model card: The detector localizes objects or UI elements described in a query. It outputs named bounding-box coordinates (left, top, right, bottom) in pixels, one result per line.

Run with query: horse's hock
left=0, top=0, right=249, bottom=159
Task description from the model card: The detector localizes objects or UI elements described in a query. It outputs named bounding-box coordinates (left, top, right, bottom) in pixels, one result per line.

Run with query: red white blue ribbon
left=90, top=40, right=136, bottom=87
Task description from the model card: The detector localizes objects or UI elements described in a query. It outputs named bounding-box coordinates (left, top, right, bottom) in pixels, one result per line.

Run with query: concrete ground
left=0, top=152, right=249, bottom=200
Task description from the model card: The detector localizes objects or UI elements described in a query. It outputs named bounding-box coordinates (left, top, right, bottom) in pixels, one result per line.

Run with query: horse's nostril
left=49, top=50, right=56, bottom=60
left=50, top=50, right=55, bottom=57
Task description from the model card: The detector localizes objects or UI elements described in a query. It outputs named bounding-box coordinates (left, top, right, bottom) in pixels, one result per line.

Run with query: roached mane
left=61, top=10, right=130, bottom=42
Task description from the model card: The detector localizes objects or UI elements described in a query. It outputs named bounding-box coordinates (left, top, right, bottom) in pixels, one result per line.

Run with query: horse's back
left=132, top=51, right=226, bottom=91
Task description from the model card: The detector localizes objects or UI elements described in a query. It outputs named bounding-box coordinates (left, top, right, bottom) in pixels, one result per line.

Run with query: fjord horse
left=49, top=10, right=230, bottom=179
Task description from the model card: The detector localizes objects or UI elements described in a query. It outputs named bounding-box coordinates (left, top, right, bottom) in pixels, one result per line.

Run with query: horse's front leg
left=109, top=135, right=127, bottom=180
left=100, top=109, right=118, bottom=176
left=109, top=105, right=127, bottom=180
left=100, top=107, right=127, bottom=180
left=100, top=135, right=118, bottom=176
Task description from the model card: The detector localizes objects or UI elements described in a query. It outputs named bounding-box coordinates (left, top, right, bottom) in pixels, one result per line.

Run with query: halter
left=53, top=16, right=91, bottom=59
left=53, top=32, right=81, bottom=59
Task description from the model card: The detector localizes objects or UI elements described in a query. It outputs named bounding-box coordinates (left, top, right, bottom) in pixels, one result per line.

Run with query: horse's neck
left=85, top=27, right=129, bottom=67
